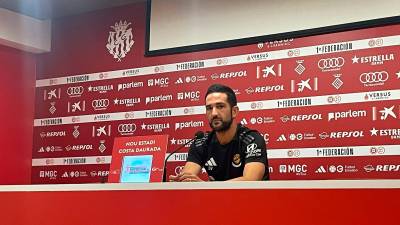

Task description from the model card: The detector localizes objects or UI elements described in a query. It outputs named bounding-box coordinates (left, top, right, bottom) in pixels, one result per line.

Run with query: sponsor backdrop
left=33, top=2, right=400, bottom=183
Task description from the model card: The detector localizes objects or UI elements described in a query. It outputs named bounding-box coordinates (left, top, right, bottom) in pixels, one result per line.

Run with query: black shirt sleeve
left=186, top=136, right=207, bottom=166
left=242, top=131, right=267, bottom=165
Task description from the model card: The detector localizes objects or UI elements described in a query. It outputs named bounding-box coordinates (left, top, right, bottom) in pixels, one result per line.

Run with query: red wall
left=32, top=1, right=400, bottom=183
left=0, top=44, right=35, bottom=184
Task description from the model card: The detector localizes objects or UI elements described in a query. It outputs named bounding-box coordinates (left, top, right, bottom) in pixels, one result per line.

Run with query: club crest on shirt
left=232, top=154, right=242, bottom=167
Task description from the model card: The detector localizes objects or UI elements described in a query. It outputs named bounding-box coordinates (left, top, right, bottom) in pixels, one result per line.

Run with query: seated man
left=170, top=84, right=268, bottom=182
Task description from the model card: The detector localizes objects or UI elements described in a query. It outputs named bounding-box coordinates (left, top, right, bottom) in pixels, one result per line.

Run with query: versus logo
left=122, top=69, right=139, bottom=76
left=258, top=38, right=294, bottom=49
left=93, top=114, right=111, bottom=121
left=364, top=91, right=391, bottom=101
left=247, top=52, right=269, bottom=61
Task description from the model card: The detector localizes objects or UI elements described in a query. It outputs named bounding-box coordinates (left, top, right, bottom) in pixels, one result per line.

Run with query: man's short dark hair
left=205, top=84, right=237, bottom=107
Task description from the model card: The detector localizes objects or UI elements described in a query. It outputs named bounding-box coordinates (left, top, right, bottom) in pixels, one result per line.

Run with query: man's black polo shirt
left=187, top=124, right=268, bottom=181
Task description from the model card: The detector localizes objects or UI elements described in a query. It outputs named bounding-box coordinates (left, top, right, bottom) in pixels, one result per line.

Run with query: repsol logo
left=320, top=131, right=364, bottom=139
left=281, top=114, right=322, bottom=122
left=40, top=131, right=66, bottom=138
left=211, top=70, right=247, bottom=80
left=65, top=145, right=93, bottom=151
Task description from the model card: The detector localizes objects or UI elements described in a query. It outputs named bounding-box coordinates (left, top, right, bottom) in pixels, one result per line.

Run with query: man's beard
left=209, top=113, right=233, bottom=132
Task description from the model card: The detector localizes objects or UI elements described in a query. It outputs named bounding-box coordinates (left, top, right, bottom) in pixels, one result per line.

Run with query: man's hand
left=169, top=162, right=203, bottom=182
left=169, top=172, right=203, bottom=182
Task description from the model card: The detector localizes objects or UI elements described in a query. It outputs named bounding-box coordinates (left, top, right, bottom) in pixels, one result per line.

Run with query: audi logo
left=67, top=86, right=84, bottom=96
left=359, top=71, right=388, bottom=84
left=118, top=123, right=136, bottom=133
left=92, top=99, right=109, bottom=108
left=318, top=57, right=344, bottom=70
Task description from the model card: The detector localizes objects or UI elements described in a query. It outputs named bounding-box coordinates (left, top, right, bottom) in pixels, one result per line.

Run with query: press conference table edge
left=1, top=179, right=399, bottom=192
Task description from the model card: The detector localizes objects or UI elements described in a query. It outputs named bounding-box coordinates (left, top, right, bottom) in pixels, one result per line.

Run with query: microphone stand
left=162, top=132, right=203, bottom=182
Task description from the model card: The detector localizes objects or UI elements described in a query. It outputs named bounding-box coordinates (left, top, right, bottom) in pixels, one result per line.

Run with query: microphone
left=162, top=131, right=205, bottom=182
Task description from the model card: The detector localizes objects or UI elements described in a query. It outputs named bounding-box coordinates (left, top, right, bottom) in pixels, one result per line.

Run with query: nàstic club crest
left=106, top=20, right=134, bottom=61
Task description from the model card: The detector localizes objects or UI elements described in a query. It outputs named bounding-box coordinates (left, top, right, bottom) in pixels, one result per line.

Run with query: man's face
left=205, top=92, right=238, bottom=131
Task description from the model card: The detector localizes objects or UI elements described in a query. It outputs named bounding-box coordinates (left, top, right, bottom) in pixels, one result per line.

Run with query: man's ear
left=232, top=105, right=239, bottom=118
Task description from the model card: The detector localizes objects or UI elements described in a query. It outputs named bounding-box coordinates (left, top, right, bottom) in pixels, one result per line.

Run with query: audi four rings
left=318, top=57, right=345, bottom=69
left=359, top=71, right=389, bottom=83
left=92, top=99, right=110, bottom=108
